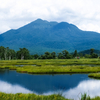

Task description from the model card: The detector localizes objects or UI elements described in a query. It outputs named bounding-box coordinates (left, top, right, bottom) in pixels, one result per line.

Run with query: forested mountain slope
left=0, top=19, right=100, bottom=54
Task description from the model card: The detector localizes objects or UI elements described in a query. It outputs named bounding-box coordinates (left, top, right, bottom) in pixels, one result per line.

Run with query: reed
left=0, top=92, right=69, bottom=100
left=0, top=92, right=100, bottom=100
left=88, top=73, right=100, bottom=79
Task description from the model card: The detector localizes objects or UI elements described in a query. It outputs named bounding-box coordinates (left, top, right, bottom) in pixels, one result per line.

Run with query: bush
left=91, top=53, right=98, bottom=58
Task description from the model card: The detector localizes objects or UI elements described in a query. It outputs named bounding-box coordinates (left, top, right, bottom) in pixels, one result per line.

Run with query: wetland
left=0, top=59, right=100, bottom=100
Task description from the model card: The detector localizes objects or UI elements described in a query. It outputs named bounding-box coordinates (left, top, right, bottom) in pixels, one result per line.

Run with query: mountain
left=0, top=19, right=100, bottom=54
left=78, top=49, right=100, bottom=56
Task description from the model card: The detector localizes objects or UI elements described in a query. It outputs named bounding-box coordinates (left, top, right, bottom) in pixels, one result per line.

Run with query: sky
left=0, top=0, right=100, bottom=34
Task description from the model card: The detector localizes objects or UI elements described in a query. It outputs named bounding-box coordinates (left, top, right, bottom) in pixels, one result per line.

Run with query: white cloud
left=42, top=79, right=100, bottom=100
left=0, top=80, right=33, bottom=94
left=0, top=0, right=100, bottom=33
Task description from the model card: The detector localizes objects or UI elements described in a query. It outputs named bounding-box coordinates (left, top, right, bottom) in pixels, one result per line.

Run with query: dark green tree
left=17, top=48, right=30, bottom=60
left=33, top=54, right=39, bottom=59
left=73, top=50, right=77, bottom=57
left=91, top=53, right=98, bottom=58
left=8, top=49, right=16, bottom=60
left=90, top=48, right=94, bottom=55
left=58, top=53, right=64, bottom=59
left=4, top=47, right=9, bottom=60
left=0, top=46, right=5, bottom=60
left=44, top=52, right=52, bottom=59
left=40, top=55, right=46, bottom=59
left=51, top=52, right=56, bottom=59
left=62, top=50, right=69, bottom=59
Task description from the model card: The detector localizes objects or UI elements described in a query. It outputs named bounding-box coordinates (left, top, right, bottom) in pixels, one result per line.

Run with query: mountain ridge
left=0, top=19, right=100, bottom=54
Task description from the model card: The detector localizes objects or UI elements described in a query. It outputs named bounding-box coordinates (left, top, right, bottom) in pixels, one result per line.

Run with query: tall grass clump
left=81, top=93, right=90, bottom=100
left=88, top=73, right=100, bottom=79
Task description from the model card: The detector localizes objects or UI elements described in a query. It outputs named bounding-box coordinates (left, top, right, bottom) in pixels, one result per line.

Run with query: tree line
left=0, top=46, right=98, bottom=60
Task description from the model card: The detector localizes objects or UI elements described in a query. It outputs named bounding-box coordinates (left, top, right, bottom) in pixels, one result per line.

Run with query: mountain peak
left=53, top=22, right=70, bottom=30
left=34, top=18, right=43, bottom=22
left=34, top=18, right=48, bottom=23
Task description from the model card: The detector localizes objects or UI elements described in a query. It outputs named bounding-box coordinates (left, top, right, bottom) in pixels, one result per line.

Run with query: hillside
left=0, top=19, right=100, bottom=54
left=78, top=49, right=100, bottom=56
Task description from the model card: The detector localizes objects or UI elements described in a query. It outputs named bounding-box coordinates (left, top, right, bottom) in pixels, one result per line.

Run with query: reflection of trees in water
left=0, top=69, right=9, bottom=74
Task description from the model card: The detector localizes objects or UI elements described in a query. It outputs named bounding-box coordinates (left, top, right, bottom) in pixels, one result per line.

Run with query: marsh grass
left=88, top=73, right=100, bottom=79
left=0, top=59, right=100, bottom=74
left=91, top=96, right=100, bottom=100
left=80, top=93, right=100, bottom=100
left=0, top=92, right=69, bottom=100
left=0, top=92, right=100, bottom=100
left=81, top=93, right=90, bottom=100
left=0, top=59, right=100, bottom=66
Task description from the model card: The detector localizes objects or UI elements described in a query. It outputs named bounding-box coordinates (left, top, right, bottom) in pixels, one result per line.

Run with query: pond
left=0, top=69, right=100, bottom=100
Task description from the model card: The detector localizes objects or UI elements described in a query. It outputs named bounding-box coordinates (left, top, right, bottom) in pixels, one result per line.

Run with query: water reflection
left=42, top=79, right=100, bottom=100
left=63, top=79, right=100, bottom=99
left=0, top=80, right=33, bottom=94
left=0, top=70, right=100, bottom=100
left=0, top=70, right=89, bottom=93
left=0, top=79, right=100, bottom=100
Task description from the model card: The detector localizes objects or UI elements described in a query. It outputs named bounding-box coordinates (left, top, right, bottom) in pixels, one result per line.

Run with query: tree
left=91, top=53, right=98, bottom=58
left=33, top=54, right=39, bottom=59
left=51, top=52, right=56, bottom=59
left=62, top=50, right=69, bottom=59
left=0, top=46, right=5, bottom=60
left=58, top=53, right=64, bottom=59
left=73, top=50, right=77, bottom=57
left=4, top=47, right=9, bottom=60
left=8, top=49, right=16, bottom=60
left=40, top=55, right=46, bottom=59
left=17, top=48, right=30, bottom=60
left=44, top=52, right=52, bottom=59
left=90, top=48, right=94, bottom=55
left=58, top=50, right=72, bottom=59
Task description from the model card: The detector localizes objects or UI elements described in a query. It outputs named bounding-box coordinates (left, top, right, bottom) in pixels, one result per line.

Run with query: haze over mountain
left=0, top=19, right=100, bottom=54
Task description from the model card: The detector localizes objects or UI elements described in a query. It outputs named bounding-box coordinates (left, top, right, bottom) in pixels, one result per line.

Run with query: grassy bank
left=88, top=73, right=100, bottom=79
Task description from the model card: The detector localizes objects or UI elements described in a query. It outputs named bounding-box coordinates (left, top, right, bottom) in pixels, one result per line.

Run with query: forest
left=0, top=46, right=98, bottom=60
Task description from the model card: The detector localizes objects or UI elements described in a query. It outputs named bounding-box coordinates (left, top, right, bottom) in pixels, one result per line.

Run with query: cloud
left=63, top=79, right=100, bottom=100
left=0, top=0, right=100, bottom=33
left=0, top=80, right=33, bottom=94
left=43, top=79, right=100, bottom=100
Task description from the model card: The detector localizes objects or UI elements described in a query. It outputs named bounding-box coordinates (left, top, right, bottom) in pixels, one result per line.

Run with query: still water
left=0, top=69, right=100, bottom=100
